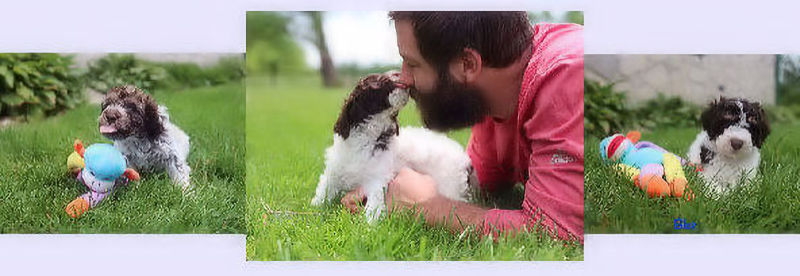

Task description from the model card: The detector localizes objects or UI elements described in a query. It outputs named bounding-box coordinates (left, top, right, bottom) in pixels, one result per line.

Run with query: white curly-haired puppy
left=99, top=85, right=192, bottom=190
left=687, top=96, right=770, bottom=194
left=311, top=73, right=473, bottom=222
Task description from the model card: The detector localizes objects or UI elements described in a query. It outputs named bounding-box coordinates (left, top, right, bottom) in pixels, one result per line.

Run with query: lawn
left=0, top=83, right=245, bottom=233
left=585, top=124, right=800, bottom=233
left=246, top=75, right=583, bottom=261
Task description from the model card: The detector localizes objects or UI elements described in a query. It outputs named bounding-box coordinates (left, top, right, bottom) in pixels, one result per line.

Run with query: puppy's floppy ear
left=334, top=97, right=354, bottom=139
left=700, top=98, right=720, bottom=131
left=142, top=97, right=165, bottom=139
left=333, top=75, right=394, bottom=139
left=751, top=101, right=771, bottom=148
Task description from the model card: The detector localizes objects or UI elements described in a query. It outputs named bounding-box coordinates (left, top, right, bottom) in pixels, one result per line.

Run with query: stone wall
left=585, top=55, right=776, bottom=105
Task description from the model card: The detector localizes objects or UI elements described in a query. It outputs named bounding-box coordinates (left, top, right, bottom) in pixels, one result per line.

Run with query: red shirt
left=468, top=23, right=584, bottom=243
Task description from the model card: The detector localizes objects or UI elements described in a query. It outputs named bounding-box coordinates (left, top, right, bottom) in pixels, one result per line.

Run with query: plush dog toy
left=599, top=131, right=692, bottom=199
left=65, top=139, right=139, bottom=218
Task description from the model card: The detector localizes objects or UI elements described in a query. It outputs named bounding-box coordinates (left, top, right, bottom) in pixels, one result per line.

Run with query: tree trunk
left=306, top=11, right=340, bottom=87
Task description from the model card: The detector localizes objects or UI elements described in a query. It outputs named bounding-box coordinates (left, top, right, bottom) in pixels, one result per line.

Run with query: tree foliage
left=246, top=12, right=309, bottom=76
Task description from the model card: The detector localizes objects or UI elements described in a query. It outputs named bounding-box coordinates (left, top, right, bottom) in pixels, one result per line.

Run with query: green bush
left=83, top=54, right=167, bottom=93
left=160, top=56, right=244, bottom=89
left=765, top=104, right=800, bottom=124
left=584, top=80, right=632, bottom=137
left=84, top=54, right=244, bottom=93
left=584, top=79, right=703, bottom=138
left=635, top=94, right=703, bottom=130
left=159, top=62, right=207, bottom=88
left=0, top=54, right=83, bottom=120
left=777, top=55, right=800, bottom=105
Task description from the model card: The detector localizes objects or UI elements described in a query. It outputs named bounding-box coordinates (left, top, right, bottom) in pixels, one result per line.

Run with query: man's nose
left=399, top=63, right=415, bottom=87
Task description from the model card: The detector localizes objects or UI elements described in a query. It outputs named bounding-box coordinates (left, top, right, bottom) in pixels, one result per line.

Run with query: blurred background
left=246, top=11, right=584, bottom=87
left=0, top=53, right=244, bottom=126
left=584, top=54, right=800, bottom=137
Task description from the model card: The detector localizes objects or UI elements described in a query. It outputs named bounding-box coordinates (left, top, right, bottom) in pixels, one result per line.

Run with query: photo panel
left=0, top=53, right=245, bottom=233
left=585, top=54, right=800, bottom=234
left=246, top=11, right=585, bottom=261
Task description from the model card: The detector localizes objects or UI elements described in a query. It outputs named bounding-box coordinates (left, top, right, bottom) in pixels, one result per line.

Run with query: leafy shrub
left=0, top=54, right=83, bottom=120
left=584, top=80, right=632, bottom=137
left=159, top=62, right=207, bottom=88
left=765, top=104, right=800, bottom=124
left=83, top=54, right=167, bottom=93
left=584, top=79, right=703, bottom=138
left=201, top=56, right=245, bottom=85
left=160, top=56, right=244, bottom=89
left=635, top=94, right=703, bottom=130
left=777, top=55, right=800, bottom=105
left=83, top=54, right=244, bottom=93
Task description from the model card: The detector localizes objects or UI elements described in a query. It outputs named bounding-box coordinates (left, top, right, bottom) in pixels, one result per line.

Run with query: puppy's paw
left=365, top=210, right=380, bottom=224
left=310, top=195, right=325, bottom=206
left=181, top=184, right=198, bottom=198
left=363, top=202, right=384, bottom=224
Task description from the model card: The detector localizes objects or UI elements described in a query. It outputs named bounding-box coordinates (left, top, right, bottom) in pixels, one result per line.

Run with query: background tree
left=303, top=11, right=340, bottom=87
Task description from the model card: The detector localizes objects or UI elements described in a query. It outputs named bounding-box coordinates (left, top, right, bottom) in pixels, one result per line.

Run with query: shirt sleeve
left=482, top=56, right=585, bottom=243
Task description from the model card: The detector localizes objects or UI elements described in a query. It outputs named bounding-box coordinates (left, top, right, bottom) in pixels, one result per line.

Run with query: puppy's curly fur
left=99, top=85, right=192, bottom=190
left=311, top=73, right=474, bottom=222
left=687, top=96, right=770, bottom=193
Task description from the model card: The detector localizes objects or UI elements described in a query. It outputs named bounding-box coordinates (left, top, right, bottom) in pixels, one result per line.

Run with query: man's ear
left=449, top=48, right=482, bottom=84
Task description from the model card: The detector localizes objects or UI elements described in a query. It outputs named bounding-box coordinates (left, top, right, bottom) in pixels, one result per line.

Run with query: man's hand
left=341, top=186, right=366, bottom=214
left=385, top=168, right=439, bottom=211
left=388, top=167, right=487, bottom=233
left=342, top=168, right=487, bottom=234
left=341, top=168, right=438, bottom=214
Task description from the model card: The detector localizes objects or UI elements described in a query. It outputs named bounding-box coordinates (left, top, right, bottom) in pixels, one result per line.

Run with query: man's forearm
left=416, top=195, right=488, bottom=233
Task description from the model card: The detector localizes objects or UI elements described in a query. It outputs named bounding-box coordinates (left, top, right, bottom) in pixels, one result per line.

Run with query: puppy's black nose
left=730, top=139, right=743, bottom=150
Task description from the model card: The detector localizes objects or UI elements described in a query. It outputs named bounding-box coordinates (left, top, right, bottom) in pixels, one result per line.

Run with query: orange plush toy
left=599, top=131, right=694, bottom=200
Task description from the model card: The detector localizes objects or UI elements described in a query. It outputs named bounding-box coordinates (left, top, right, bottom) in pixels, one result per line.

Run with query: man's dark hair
left=389, top=11, right=533, bottom=70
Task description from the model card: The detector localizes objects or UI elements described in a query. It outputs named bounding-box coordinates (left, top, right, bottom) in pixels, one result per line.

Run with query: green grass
left=246, top=75, right=583, bottom=261
left=585, top=125, right=800, bottom=233
left=0, top=83, right=245, bottom=233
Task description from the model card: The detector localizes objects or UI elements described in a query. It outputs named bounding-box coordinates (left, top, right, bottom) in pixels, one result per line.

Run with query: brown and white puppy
left=99, top=85, right=192, bottom=190
left=311, top=73, right=473, bottom=223
left=688, top=96, right=770, bottom=193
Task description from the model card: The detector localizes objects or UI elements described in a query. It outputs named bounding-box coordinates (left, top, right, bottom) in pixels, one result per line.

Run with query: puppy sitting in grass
left=311, top=73, right=474, bottom=222
left=687, top=97, right=770, bottom=194
left=99, top=85, right=192, bottom=191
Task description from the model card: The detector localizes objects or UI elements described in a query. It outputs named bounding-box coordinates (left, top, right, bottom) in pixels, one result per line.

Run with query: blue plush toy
left=599, top=131, right=691, bottom=199
left=65, top=140, right=139, bottom=218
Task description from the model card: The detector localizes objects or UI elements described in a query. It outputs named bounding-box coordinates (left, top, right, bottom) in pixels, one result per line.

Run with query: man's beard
left=409, top=71, right=490, bottom=132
